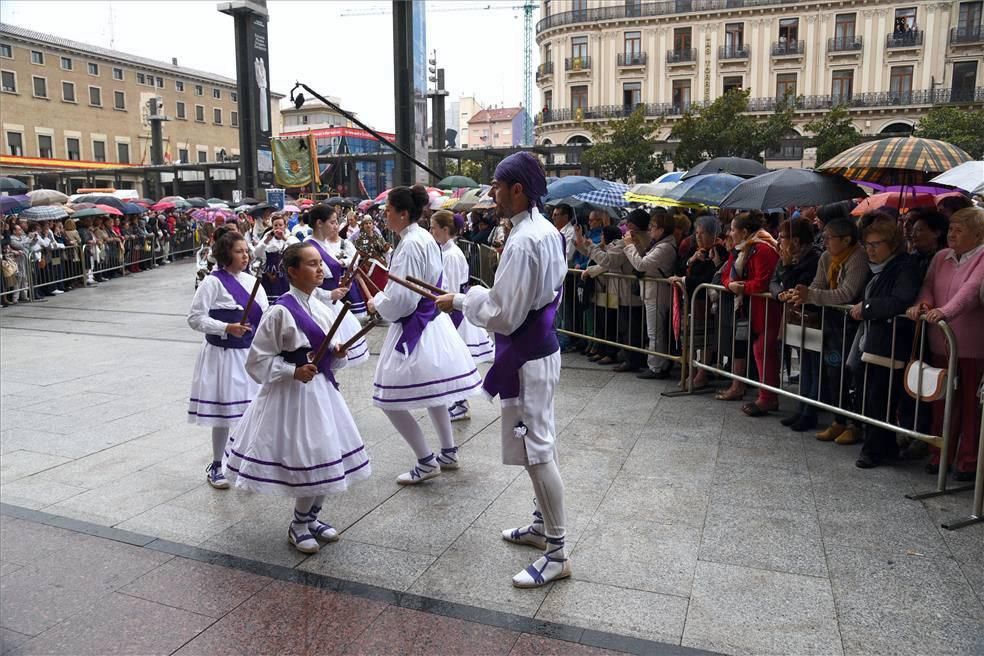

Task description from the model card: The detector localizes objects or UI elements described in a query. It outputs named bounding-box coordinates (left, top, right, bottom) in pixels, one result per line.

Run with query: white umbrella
left=28, top=189, right=69, bottom=206
left=929, top=160, right=984, bottom=194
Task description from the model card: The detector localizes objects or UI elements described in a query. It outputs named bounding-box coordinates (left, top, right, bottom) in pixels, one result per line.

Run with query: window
left=723, top=76, right=743, bottom=94
left=92, top=140, right=106, bottom=162
left=31, top=50, right=44, bottom=65
left=544, top=89, right=553, bottom=110
left=178, top=147, right=189, bottom=163
left=66, top=137, right=80, bottom=160
left=626, top=0, right=642, bottom=17
left=175, top=80, right=184, bottom=92
left=894, top=8, right=917, bottom=34
left=62, top=81, right=75, bottom=102
left=776, top=73, right=797, bottom=98
left=6, top=131, right=23, bottom=156
left=195, top=104, right=205, bottom=122
left=673, top=27, right=692, bottom=51
left=213, top=108, right=222, bottom=124
left=831, top=70, right=854, bottom=102
left=87, top=62, right=99, bottom=75
left=156, top=76, right=164, bottom=87
left=112, top=67, right=123, bottom=80
left=117, top=142, right=130, bottom=164
left=725, top=23, right=744, bottom=49
left=194, top=84, right=203, bottom=96
left=571, top=36, right=588, bottom=59
left=1, top=70, right=15, bottom=93
left=231, top=91, right=238, bottom=102
left=38, top=134, right=53, bottom=158
left=959, top=1, right=983, bottom=29
left=197, top=150, right=208, bottom=163
left=88, top=86, right=102, bottom=106
left=32, top=76, right=47, bottom=98
left=137, top=72, right=145, bottom=84
left=213, top=88, right=221, bottom=99
left=176, top=101, right=186, bottom=119
left=570, top=85, right=588, bottom=110
left=231, top=111, right=239, bottom=127
left=114, top=90, right=125, bottom=110
left=672, top=79, right=691, bottom=110
left=624, top=31, right=641, bottom=56
left=779, top=18, right=799, bottom=44
left=0, top=44, right=12, bottom=59
left=60, top=56, right=72, bottom=70
left=622, top=82, right=641, bottom=107
left=889, top=65, right=914, bottom=99
left=835, top=13, right=856, bottom=39
left=952, top=61, right=979, bottom=100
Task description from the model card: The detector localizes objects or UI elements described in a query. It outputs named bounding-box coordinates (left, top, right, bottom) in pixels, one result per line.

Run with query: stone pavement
left=1, top=260, right=982, bottom=656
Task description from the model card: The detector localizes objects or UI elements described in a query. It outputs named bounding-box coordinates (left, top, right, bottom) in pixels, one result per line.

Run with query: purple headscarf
left=494, top=152, right=547, bottom=213
left=452, top=212, right=466, bottom=233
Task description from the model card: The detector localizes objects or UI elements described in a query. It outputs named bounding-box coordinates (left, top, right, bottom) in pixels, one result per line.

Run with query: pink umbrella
left=151, top=201, right=175, bottom=211
left=95, top=204, right=123, bottom=216
left=283, top=204, right=300, bottom=213
left=191, top=208, right=233, bottom=223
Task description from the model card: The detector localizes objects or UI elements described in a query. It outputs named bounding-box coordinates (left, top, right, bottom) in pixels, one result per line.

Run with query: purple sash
left=482, top=292, right=562, bottom=400
left=306, top=239, right=345, bottom=291
left=211, top=269, right=262, bottom=327
left=275, top=294, right=338, bottom=389
left=450, top=310, right=465, bottom=329
left=395, top=274, right=443, bottom=356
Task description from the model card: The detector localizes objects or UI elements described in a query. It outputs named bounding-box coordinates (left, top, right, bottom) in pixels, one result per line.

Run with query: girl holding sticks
left=224, top=242, right=372, bottom=554
left=187, top=230, right=268, bottom=490
left=366, top=186, right=482, bottom=485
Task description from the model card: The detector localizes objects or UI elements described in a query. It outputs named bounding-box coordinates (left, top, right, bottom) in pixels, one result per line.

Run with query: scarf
left=826, top=243, right=859, bottom=289
left=733, top=229, right=777, bottom=279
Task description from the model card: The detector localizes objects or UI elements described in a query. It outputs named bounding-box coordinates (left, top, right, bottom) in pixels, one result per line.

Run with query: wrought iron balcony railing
left=828, top=35, right=864, bottom=52
left=617, top=52, right=647, bottom=66
left=564, top=56, right=591, bottom=72
left=950, top=25, right=984, bottom=44
left=886, top=30, right=923, bottom=48
left=772, top=40, right=805, bottom=56
left=666, top=48, right=697, bottom=64
left=718, top=45, right=750, bottom=60
left=539, top=0, right=808, bottom=33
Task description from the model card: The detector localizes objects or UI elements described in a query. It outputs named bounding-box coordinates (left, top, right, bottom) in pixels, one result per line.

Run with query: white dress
left=441, top=240, right=493, bottom=363
left=187, top=271, right=269, bottom=428
left=224, top=287, right=371, bottom=497
left=458, top=208, right=568, bottom=466
left=371, top=224, right=482, bottom=410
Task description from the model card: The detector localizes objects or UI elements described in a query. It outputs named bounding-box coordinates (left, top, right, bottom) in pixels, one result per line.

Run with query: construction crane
left=339, top=1, right=538, bottom=145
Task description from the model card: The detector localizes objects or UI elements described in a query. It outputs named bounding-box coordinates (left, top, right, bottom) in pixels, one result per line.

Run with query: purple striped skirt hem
left=188, top=410, right=245, bottom=419
left=372, top=379, right=481, bottom=404
left=372, top=368, right=478, bottom=390
left=228, top=445, right=366, bottom=472
left=189, top=398, right=251, bottom=406
left=227, top=458, right=370, bottom=487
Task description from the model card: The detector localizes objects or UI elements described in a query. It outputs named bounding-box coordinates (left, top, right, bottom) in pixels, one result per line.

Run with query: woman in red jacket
left=721, top=211, right=782, bottom=416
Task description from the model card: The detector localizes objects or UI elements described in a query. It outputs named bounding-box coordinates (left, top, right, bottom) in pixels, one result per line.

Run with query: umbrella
left=0, top=177, right=29, bottom=193
left=241, top=197, right=260, bottom=205
left=344, top=196, right=364, bottom=205
left=720, top=169, right=867, bottom=210
left=20, top=205, right=68, bottom=220
left=75, top=195, right=126, bottom=211
left=71, top=207, right=110, bottom=219
left=573, top=181, right=630, bottom=207
left=122, top=202, right=146, bottom=215
left=663, top=173, right=745, bottom=206
left=543, top=176, right=607, bottom=202
left=472, top=187, right=497, bottom=210
left=552, top=197, right=623, bottom=221
left=283, top=204, right=300, bottom=213
left=28, top=189, right=69, bottom=206
left=232, top=205, right=253, bottom=212
left=326, top=197, right=349, bottom=207
left=95, top=204, right=123, bottom=216
left=681, top=157, right=768, bottom=180
left=248, top=202, right=273, bottom=215
left=625, top=182, right=679, bottom=203
left=653, top=171, right=687, bottom=184
left=0, top=195, right=29, bottom=214
left=191, top=208, right=233, bottom=223
left=851, top=191, right=936, bottom=216
left=159, top=195, right=186, bottom=202
left=185, top=197, right=208, bottom=208
left=133, top=198, right=155, bottom=206
left=437, top=175, right=480, bottom=190
left=928, top=160, right=984, bottom=193
left=70, top=202, right=97, bottom=210
left=207, top=197, right=227, bottom=205
left=452, top=186, right=491, bottom=211
left=818, top=137, right=973, bottom=185
left=151, top=201, right=176, bottom=211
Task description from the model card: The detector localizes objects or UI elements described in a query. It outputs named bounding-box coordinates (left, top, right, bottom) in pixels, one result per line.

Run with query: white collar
left=288, top=285, right=313, bottom=307
left=945, top=244, right=983, bottom=264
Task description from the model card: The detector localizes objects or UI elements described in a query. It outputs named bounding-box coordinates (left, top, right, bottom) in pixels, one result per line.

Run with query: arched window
left=879, top=121, right=914, bottom=136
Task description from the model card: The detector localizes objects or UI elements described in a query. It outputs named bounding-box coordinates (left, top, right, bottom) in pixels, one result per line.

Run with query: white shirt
left=372, top=223, right=443, bottom=323
left=455, top=207, right=567, bottom=335
left=441, top=239, right=470, bottom=294
left=559, top=222, right=576, bottom=264
left=252, top=234, right=298, bottom=261
left=187, top=270, right=269, bottom=337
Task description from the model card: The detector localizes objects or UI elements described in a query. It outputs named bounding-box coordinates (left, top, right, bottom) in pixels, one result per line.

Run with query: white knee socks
left=384, top=409, right=432, bottom=459
left=427, top=406, right=456, bottom=451
left=211, top=426, right=229, bottom=463
left=526, top=460, right=567, bottom=545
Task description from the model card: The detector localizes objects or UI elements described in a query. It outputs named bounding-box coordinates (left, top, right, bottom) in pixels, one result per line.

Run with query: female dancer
left=187, top=231, right=268, bottom=489
left=252, top=214, right=296, bottom=300
left=430, top=210, right=494, bottom=422
left=367, top=186, right=482, bottom=484
left=224, top=242, right=372, bottom=554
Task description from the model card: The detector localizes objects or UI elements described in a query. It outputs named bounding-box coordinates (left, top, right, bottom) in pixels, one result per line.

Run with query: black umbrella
left=241, top=197, right=260, bottom=205
left=247, top=202, right=273, bottom=216
left=681, top=157, right=769, bottom=180
left=77, top=195, right=126, bottom=211
left=325, top=197, right=348, bottom=207
left=185, top=197, right=208, bottom=208
left=0, top=177, right=28, bottom=193
left=344, top=196, right=364, bottom=204
left=719, top=169, right=867, bottom=210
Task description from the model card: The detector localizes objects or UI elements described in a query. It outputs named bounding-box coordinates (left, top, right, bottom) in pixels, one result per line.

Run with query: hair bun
left=410, top=184, right=429, bottom=212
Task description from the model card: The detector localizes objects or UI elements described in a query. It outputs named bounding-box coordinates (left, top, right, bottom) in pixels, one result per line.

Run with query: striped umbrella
left=20, top=205, right=68, bottom=220
left=818, top=137, right=972, bottom=185
left=573, top=181, right=630, bottom=207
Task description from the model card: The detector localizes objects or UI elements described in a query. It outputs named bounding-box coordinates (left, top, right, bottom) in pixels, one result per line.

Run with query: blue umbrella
left=0, top=195, right=29, bottom=214
left=663, top=173, right=745, bottom=206
left=573, top=181, right=630, bottom=207
left=653, top=170, right=687, bottom=184
left=122, top=202, right=146, bottom=215
left=543, top=176, right=606, bottom=202
left=20, top=205, right=68, bottom=220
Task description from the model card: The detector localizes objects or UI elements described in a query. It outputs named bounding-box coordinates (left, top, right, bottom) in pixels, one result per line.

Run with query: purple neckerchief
left=482, top=292, right=562, bottom=400
left=275, top=294, right=338, bottom=389
left=211, top=269, right=262, bottom=327
left=395, top=274, right=443, bottom=356
left=306, top=239, right=344, bottom=291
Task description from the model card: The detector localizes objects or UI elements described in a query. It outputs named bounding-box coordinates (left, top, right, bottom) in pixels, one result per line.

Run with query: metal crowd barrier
left=1, top=251, right=33, bottom=303
left=457, top=239, right=485, bottom=287
left=27, top=244, right=86, bottom=294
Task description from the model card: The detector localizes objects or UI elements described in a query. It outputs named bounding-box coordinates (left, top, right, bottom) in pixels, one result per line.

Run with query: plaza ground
left=0, top=260, right=982, bottom=655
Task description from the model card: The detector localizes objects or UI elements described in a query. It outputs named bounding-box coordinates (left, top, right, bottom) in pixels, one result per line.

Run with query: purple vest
left=395, top=274, right=443, bottom=356
left=306, top=239, right=345, bottom=291
left=275, top=294, right=339, bottom=389
left=206, top=269, right=262, bottom=349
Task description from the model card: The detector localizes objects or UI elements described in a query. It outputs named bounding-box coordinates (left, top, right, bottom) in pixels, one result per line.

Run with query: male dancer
left=436, top=152, right=570, bottom=588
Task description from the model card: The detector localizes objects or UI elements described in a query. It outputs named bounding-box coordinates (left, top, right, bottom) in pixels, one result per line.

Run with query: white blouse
left=371, top=223, right=443, bottom=323
left=187, top=270, right=269, bottom=337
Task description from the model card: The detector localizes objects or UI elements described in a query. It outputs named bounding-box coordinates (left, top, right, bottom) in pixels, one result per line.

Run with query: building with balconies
left=534, top=0, right=983, bottom=169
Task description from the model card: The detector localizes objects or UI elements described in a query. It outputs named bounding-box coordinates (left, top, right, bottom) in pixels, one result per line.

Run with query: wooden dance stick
left=339, top=253, right=361, bottom=287
left=355, top=267, right=382, bottom=295
left=239, top=276, right=262, bottom=325
left=309, top=302, right=350, bottom=368
left=386, top=272, right=439, bottom=302
left=405, top=275, right=446, bottom=296
left=339, top=317, right=379, bottom=351
left=354, top=269, right=376, bottom=305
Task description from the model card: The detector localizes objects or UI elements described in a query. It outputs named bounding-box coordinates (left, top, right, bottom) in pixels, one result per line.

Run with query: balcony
left=950, top=25, right=984, bottom=44
left=772, top=40, right=805, bottom=57
left=827, top=35, right=864, bottom=53
left=666, top=48, right=697, bottom=64
left=718, top=45, right=750, bottom=60
left=886, top=30, right=923, bottom=49
left=535, top=61, right=554, bottom=83
left=564, top=56, right=591, bottom=72
left=617, top=52, right=647, bottom=67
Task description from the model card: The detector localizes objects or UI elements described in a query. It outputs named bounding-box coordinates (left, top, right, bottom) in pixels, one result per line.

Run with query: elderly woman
left=850, top=220, right=921, bottom=468
left=906, top=207, right=984, bottom=481
left=905, top=208, right=948, bottom=281
left=788, top=218, right=869, bottom=444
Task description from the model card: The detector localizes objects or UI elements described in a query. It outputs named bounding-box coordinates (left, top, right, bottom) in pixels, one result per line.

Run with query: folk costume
left=252, top=232, right=297, bottom=299
left=305, top=235, right=369, bottom=322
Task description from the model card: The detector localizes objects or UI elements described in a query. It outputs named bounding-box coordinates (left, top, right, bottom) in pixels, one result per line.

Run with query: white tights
left=294, top=495, right=326, bottom=516
left=211, top=426, right=229, bottom=463
left=383, top=407, right=455, bottom=459
left=526, top=459, right=567, bottom=540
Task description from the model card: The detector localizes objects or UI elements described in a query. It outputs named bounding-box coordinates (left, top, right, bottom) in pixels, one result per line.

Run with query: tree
left=669, top=89, right=794, bottom=169
left=580, top=106, right=663, bottom=182
left=803, top=105, right=863, bottom=165
left=444, top=159, right=484, bottom=182
left=915, top=106, right=984, bottom=159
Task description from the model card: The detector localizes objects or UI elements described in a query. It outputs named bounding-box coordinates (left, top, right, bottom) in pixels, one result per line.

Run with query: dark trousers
left=860, top=364, right=904, bottom=462
left=618, top=305, right=645, bottom=368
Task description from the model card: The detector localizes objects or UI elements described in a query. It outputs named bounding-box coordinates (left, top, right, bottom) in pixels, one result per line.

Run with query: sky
left=0, top=0, right=539, bottom=132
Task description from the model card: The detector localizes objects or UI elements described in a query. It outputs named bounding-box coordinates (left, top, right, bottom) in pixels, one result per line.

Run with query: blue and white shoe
left=502, top=508, right=547, bottom=549
left=512, top=536, right=571, bottom=588
left=435, top=446, right=460, bottom=471
left=448, top=400, right=470, bottom=422
left=287, top=516, right=320, bottom=554
left=307, top=504, right=339, bottom=543
left=397, top=454, right=441, bottom=485
left=205, top=461, right=229, bottom=489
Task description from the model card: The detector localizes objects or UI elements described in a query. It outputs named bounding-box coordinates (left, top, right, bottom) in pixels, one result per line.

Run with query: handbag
left=903, top=319, right=948, bottom=402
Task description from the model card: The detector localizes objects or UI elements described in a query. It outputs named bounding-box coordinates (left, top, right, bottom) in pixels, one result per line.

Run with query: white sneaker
left=205, top=462, right=230, bottom=489
left=435, top=446, right=460, bottom=471
left=51, top=289, right=64, bottom=295
left=396, top=455, right=441, bottom=485
left=287, top=523, right=320, bottom=554
left=448, top=401, right=470, bottom=422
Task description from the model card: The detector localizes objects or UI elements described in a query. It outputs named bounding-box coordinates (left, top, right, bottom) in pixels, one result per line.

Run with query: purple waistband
left=395, top=274, right=443, bottom=356
left=482, top=291, right=562, bottom=401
